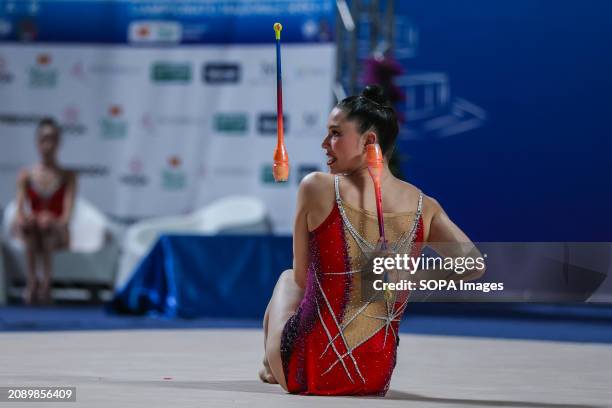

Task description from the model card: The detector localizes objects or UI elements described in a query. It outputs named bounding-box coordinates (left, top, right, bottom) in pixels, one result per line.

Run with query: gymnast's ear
left=363, top=131, right=378, bottom=149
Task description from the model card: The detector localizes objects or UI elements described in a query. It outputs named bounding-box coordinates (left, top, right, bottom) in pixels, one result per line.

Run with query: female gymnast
left=14, top=118, right=77, bottom=305
left=259, top=85, right=485, bottom=395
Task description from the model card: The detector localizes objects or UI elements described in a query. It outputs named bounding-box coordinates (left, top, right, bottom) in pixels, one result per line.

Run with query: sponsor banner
left=0, top=38, right=334, bottom=233
left=0, top=0, right=335, bottom=44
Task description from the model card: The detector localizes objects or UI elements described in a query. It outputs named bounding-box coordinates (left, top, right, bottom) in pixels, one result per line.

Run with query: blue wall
left=396, top=0, right=612, bottom=241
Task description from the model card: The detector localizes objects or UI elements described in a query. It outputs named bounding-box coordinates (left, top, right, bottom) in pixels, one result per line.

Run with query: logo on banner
left=70, top=61, right=86, bottom=81
left=100, top=105, right=128, bottom=139
left=247, top=61, right=275, bottom=85
left=141, top=111, right=207, bottom=134
left=71, top=165, right=109, bottom=178
left=29, top=54, right=58, bottom=88
left=260, top=164, right=289, bottom=185
left=0, top=55, right=14, bottom=84
left=61, top=105, right=87, bottom=136
left=120, top=158, right=149, bottom=187
left=297, top=165, right=321, bottom=183
left=141, top=112, right=156, bottom=133
left=162, top=155, right=187, bottom=190
left=136, top=25, right=150, bottom=39
left=257, top=113, right=288, bottom=135
left=129, top=21, right=182, bottom=44
left=214, top=113, right=248, bottom=134
left=294, top=66, right=327, bottom=80
left=151, top=62, right=192, bottom=83
left=0, top=113, right=43, bottom=126
left=203, top=63, right=241, bottom=84
left=261, top=61, right=275, bottom=77
left=212, top=165, right=249, bottom=177
left=89, top=63, right=141, bottom=77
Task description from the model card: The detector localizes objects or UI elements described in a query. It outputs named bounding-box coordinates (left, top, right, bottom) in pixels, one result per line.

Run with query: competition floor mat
left=1, top=329, right=610, bottom=407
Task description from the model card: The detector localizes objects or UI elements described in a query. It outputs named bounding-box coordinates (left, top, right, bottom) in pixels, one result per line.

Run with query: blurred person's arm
left=15, top=169, right=30, bottom=225
left=59, top=170, right=77, bottom=225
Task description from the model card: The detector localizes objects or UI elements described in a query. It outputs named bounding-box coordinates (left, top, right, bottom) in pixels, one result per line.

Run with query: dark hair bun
left=336, top=85, right=399, bottom=157
left=361, top=85, right=391, bottom=107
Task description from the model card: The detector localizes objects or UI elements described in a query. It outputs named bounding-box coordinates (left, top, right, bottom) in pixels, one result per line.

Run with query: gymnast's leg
left=259, top=269, right=304, bottom=391
left=259, top=300, right=277, bottom=384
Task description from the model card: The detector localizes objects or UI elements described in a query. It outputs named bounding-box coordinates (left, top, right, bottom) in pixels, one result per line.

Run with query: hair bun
left=361, top=85, right=391, bottom=107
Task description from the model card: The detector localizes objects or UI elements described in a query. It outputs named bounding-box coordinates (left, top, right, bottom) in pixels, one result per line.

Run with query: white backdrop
left=0, top=43, right=334, bottom=233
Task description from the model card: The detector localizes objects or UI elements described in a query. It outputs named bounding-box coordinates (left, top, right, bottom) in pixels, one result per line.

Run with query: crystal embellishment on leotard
left=315, top=298, right=355, bottom=383
left=319, top=291, right=379, bottom=358
left=313, top=177, right=423, bottom=383
left=335, top=175, right=422, bottom=299
left=335, top=175, right=422, bottom=255
left=314, top=271, right=366, bottom=384
left=281, top=175, right=425, bottom=395
left=364, top=295, right=410, bottom=348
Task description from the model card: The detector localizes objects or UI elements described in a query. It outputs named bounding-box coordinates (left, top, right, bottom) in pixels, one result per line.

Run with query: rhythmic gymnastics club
left=366, top=143, right=387, bottom=250
left=272, top=22, right=289, bottom=182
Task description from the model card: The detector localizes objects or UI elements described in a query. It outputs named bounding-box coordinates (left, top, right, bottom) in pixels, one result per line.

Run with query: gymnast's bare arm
left=292, top=172, right=335, bottom=289
left=422, top=195, right=486, bottom=281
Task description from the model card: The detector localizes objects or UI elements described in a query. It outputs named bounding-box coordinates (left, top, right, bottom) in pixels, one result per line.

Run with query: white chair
left=1, top=198, right=120, bottom=301
left=115, top=195, right=270, bottom=289
left=0, top=239, right=5, bottom=305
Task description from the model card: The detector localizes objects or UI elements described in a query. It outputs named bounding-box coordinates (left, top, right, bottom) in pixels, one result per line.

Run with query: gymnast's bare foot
left=258, top=357, right=278, bottom=384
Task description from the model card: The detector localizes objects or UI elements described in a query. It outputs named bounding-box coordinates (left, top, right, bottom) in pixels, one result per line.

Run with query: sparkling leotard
left=281, top=175, right=424, bottom=396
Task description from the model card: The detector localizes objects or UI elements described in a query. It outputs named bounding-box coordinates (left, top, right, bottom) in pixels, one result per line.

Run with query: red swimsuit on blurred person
left=25, top=174, right=67, bottom=218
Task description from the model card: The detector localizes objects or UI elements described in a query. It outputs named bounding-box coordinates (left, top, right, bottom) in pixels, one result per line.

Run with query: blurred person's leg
left=36, top=215, right=68, bottom=305
left=38, top=238, right=53, bottom=304
left=18, top=218, right=39, bottom=305
left=261, top=269, right=304, bottom=390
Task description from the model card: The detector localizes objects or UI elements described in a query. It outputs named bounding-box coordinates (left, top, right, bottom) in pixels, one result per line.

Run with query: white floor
left=1, top=329, right=611, bottom=407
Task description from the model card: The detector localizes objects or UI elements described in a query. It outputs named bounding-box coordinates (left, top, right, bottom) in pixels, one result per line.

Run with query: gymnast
left=14, top=117, right=77, bottom=305
left=259, top=85, right=486, bottom=395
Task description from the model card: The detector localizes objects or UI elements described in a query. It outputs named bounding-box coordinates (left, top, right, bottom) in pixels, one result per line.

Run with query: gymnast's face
left=322, top=107, right=371, bottom=174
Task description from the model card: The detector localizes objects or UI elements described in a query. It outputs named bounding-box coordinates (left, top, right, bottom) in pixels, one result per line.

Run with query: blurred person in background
left=13, top=117, right=77, bottom=305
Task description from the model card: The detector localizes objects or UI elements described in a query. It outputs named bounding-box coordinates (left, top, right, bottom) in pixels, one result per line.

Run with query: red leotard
left=280, top=175, right=424, bottom=396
